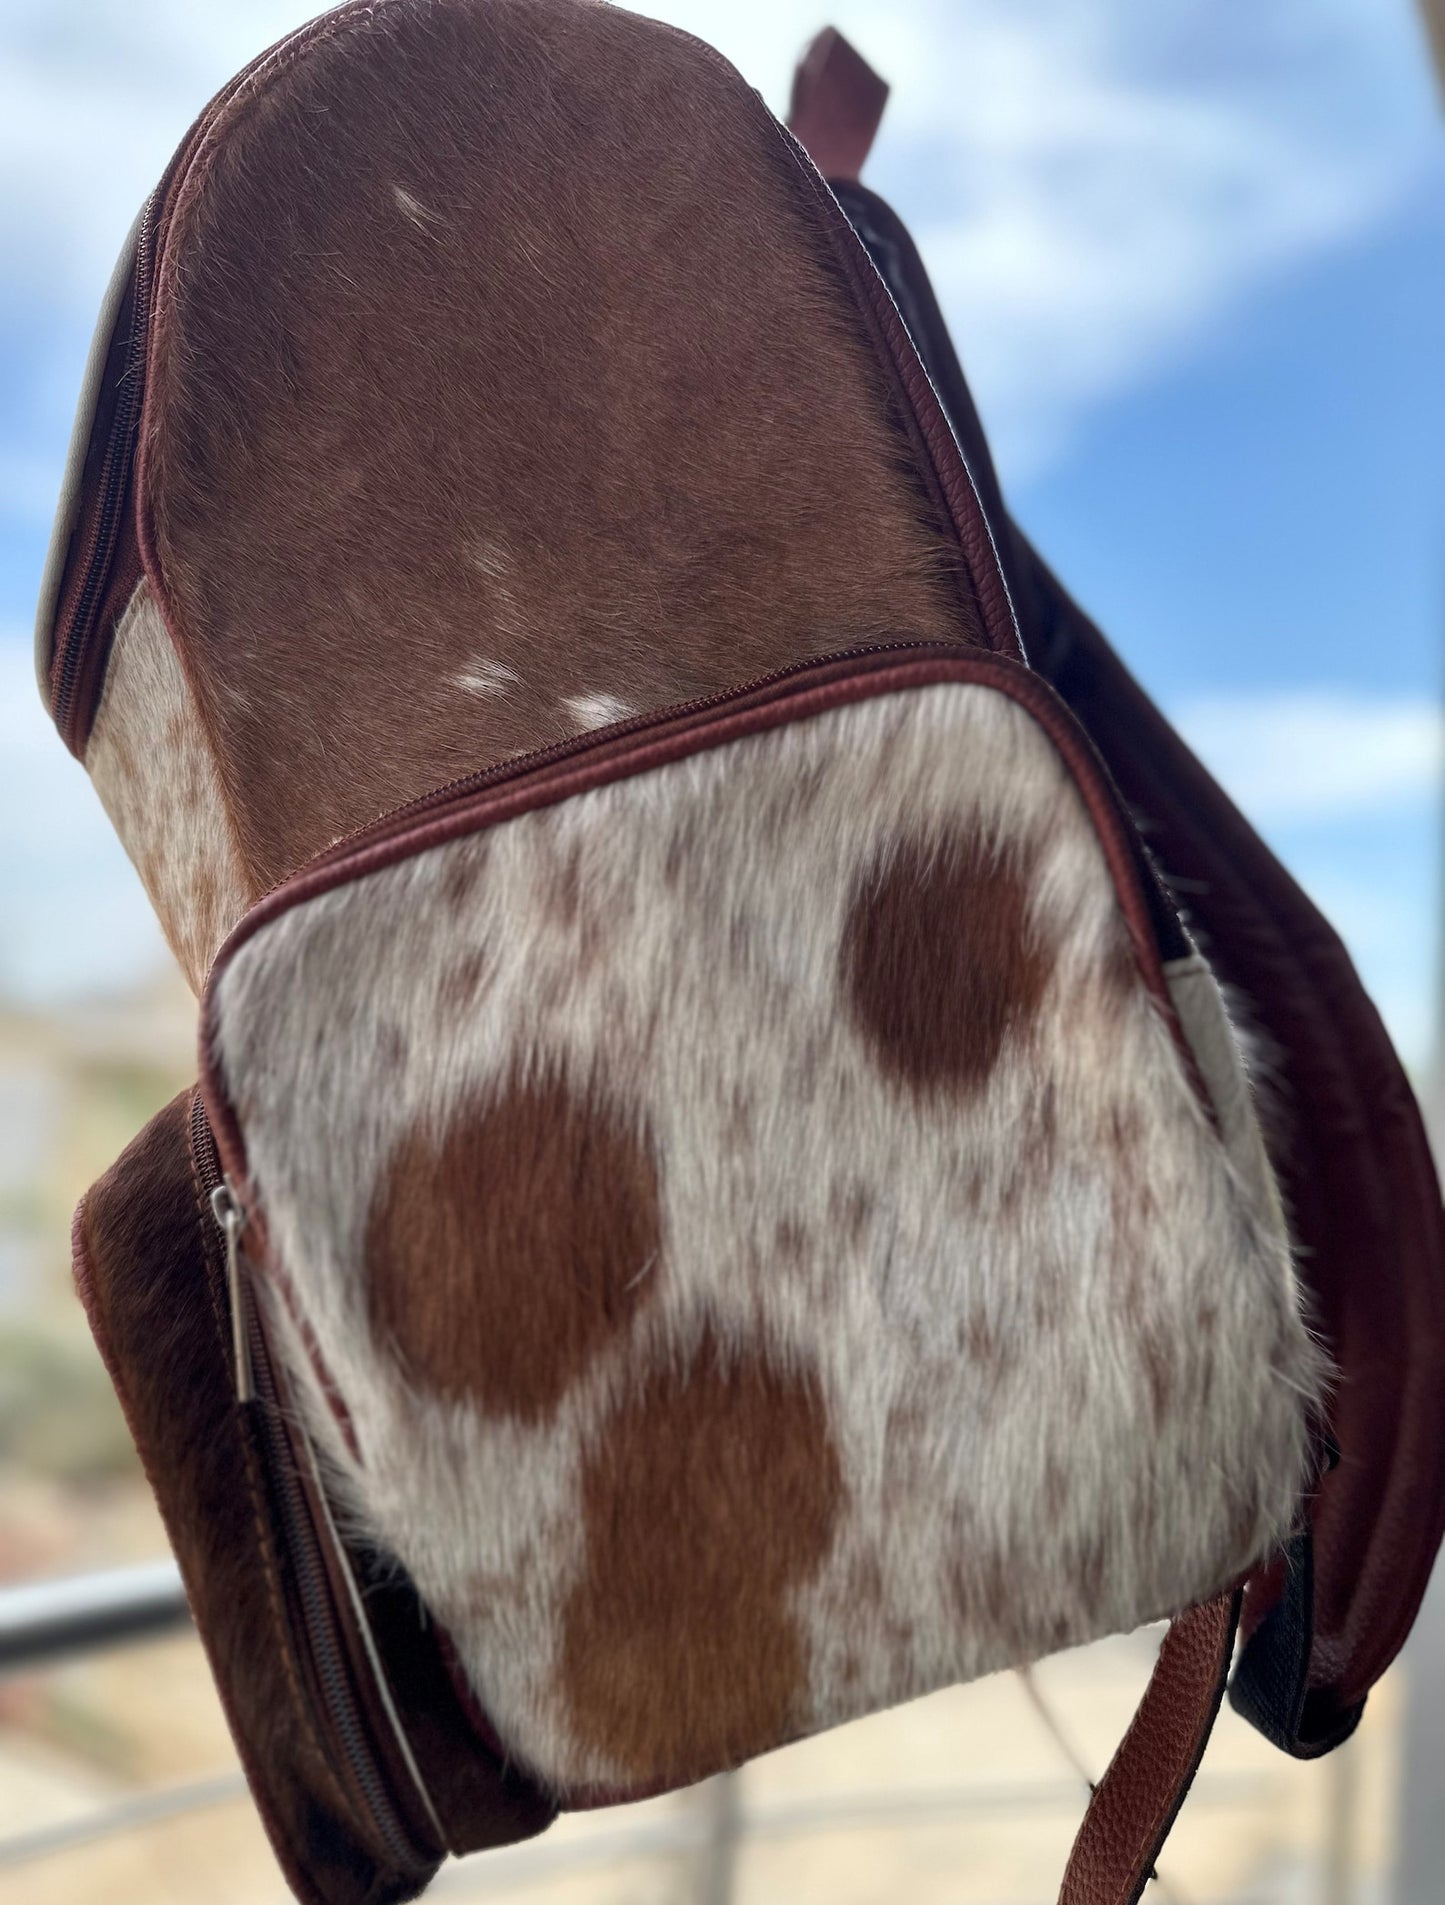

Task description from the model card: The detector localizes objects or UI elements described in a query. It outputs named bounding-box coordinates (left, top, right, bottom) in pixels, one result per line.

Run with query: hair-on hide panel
left=86, top=578, right=256, bottom=991
left=211, top=680, right=1327, bottom=1798
left=145, top=0, right=975, bottom=890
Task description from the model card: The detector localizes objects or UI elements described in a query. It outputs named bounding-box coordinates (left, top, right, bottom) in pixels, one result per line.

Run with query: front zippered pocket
left=187, top=638, right=1324, bottom=1806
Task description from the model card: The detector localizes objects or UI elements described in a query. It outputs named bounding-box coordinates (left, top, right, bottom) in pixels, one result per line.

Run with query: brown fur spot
left=1138, top=1324, right=1174, bottom=1428
left=947, top=1540, right=1015, bottom=1651
left=1075, top=1532, right=1107, bottom=1618
left=438, top=948, right=490, bottom=1017
left=558, top=1328, right=842, bottom=1782
left=378, top=1023, right=408, bottom=1072
left=963, top=1307, right=1006, bottom=1369
left=841, top=831, right=1050, bottom=1097
left=540, top=840, right=584, bottom=930
left=1043, top=1453, right=1068, bottom=1521
left=725, top=1086, right=755, bottom=1148
left=775, top=1217, right=807, bottom=1265
left=365, top=1070, right=661, bottom=1420
left=439, top=846, right=489, bottom=916
left=843, top=1183, right=875, bottom=1244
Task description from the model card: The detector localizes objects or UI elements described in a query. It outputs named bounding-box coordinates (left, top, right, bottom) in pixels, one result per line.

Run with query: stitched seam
left=1126, top=1614, right=1227, bottom=1895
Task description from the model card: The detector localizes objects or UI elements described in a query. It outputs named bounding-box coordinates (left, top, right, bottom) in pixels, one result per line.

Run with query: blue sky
left=1, top=0, right=1441, bottom=1067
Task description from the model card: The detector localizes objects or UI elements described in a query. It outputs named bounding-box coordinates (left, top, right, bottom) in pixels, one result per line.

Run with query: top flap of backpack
left=40, top=0, right=1022, bottom=997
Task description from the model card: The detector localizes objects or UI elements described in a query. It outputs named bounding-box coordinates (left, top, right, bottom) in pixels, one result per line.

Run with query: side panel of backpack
left=72, top=1089, right=554, bottom=1904
left=824, top=176, right=1445, bottom=1747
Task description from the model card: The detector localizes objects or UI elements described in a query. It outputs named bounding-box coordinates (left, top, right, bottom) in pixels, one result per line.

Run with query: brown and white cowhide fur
left=139, top=0, right=974, bottom=892
left=87, top=578, right=256, bottom=992
left=211, top=680, right=1325, bottom=1797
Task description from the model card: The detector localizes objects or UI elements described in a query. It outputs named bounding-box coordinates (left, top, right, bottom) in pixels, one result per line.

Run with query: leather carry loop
left=787, top=28, right=889, bottom=184
left=1059, top=1591, right=1242, bottom=1905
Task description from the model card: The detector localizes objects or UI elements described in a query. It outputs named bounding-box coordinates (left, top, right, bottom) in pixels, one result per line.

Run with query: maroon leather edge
left=776, top=141, right=1022, bottom=658
left=48, top=1, right=379, bottom=758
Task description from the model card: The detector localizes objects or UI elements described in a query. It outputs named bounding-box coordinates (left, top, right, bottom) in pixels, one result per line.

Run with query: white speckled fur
left=212, top=681, right=1325, bottom=1793
left=87, top=579, right=254, bottom=992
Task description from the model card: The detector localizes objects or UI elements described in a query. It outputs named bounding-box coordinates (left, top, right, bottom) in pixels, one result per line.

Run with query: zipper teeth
left=201, top=638, right=993, bottom=1074
left=52, top=199, right=156, bottom=742
left=190, top=1099, right=430, bottom=1876
left=303, top=638, right=954, bottom=881
left=245, top=1317, right=430, bottom=1874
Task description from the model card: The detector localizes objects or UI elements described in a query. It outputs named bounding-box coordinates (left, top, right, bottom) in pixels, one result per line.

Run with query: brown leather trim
left=777, top=142, right=1022, bottom=659
left=1059, top=1592, right=1241, bottom=1905
left=46, top=0, right=388, bottom=756
left=47, top=266, right=145, bottom=751
left=50, top=2, right=383, bottom=755
left=782, top=111, right=1022, bottom=659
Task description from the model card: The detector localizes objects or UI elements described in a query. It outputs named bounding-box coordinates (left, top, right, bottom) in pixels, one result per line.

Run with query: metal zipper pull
left=210, top=1176, right=255, bottom=1405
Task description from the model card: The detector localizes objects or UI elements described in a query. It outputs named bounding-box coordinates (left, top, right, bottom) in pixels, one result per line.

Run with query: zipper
left=190, top=1096, right=435, bottom=1877
left=205, top=639, right=968, bottom=929
left=199, top=637, right=1046, bottom=1168
left=303, top=637, right=960, bottom=878
left=201, top=636, right=1195, bottom=1174
left=207, top=1174, right=255, bottom=1404
left=50, top=198, right=157, bottom=746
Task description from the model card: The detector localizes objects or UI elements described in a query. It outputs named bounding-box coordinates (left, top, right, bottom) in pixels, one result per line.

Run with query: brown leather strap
left=786, top=28, right=888, bottom=183
left=1059, top=1591, right=1242, bottom=1905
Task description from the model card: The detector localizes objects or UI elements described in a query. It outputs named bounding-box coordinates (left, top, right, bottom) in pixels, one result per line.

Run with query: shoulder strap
left=1059, top=1592, right=1241, bottom=1905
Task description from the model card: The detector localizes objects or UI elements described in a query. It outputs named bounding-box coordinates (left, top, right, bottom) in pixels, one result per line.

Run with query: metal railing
left=0, top=1558, right=189, bottom=1676
left=0, top=1562, right=1358, bottom=1903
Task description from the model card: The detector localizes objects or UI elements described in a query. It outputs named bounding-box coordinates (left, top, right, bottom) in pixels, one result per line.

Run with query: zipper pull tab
left=210, top=1176, right=255, bottom=1405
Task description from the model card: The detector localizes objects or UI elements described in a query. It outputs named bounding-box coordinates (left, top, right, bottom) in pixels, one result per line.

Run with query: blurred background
left=1, top=1, right=1442, bottom=1900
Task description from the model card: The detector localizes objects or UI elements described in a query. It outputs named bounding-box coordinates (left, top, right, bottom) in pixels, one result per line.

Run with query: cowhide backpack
left=35, top=6, right=1445, bottom=1902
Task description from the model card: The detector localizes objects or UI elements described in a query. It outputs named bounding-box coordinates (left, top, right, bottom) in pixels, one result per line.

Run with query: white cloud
left=1279, top=858, right=1435, bottom=1069
left=649, top=0, right=1442, bottom=477
left=1171, top=688, right=1443, bottom=827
